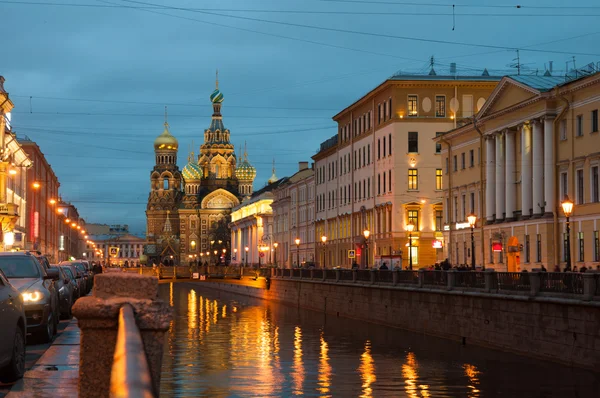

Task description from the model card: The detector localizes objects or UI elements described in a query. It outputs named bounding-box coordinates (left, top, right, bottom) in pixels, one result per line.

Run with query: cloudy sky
left=3, top=0, right=599, bottom=235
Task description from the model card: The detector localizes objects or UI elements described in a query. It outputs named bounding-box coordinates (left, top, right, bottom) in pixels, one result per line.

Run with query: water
left=159, top=283, right=600, bottom=397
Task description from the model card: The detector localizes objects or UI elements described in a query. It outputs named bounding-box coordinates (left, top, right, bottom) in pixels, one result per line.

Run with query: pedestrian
left=580, top=265, right=587, bottom=273
left=573, top=265, right=579, bottom=272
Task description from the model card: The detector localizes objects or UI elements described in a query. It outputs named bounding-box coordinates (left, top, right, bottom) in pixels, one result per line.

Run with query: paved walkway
left=7, top=321, right=80, bottom=398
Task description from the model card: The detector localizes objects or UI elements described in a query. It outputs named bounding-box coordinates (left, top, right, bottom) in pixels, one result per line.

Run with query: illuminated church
left=145, top=76, right=256, bottom=263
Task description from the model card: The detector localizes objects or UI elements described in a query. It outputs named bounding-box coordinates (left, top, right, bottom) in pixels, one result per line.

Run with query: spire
left=164, top=105, right=168, bottom=128
left=163, top=210, right=172, bottom=233
left=268, top=158, right=278, bottom=184
left=216, top=69, right=219, bottom=89
left=243, top=141, right=248, bottom=161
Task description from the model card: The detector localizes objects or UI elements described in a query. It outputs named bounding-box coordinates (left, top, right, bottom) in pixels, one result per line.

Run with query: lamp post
left=233, top=248, right=238, bottom=264
left=214, top=249, right=218, bottom=265
left=406, top=222, right=415, bottom=270
left=362, top=230, right=370, bottom=268
left=258, top=246, right=262, bottom=267
left=295, top=238, right=300, bottom=268
left=321, top=235, right=327, bottom=269
left=222, top=248, right=227, bottom=265
left=561, top=195, right=574, bottom=271
left=244, top=246, right=249, bottom=268
left=467, top=214, right=477, bottom=270
left=273, top=242, right=278, bottom=267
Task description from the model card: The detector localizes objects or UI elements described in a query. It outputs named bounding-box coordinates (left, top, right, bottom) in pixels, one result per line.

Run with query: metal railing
left=422, top=271, right=447, bottom=287
left=539, top=272, right=584, bottom=294
left=496, top=272, right=531, bottom=291
left=110, top=304, right=155, bottom=398
left=455, top=272, right=486, bottom=289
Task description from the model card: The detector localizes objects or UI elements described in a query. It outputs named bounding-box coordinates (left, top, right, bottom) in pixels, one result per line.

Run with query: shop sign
left=432, top=240, right=443, bottom=249
left=492, top=242, right=503, bottom=252
left=348, top=249, right=355, bottom=259
left=455, top=222, right=470, bottom=230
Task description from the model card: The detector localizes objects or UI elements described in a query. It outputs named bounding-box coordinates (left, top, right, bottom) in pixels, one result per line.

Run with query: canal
left=159, top=283, right=600, bottom=397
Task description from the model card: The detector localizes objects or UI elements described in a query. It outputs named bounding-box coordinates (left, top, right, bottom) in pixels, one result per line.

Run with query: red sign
left=259, top=252, right=265, bottom=258
left=432, top=240, right=443, bottom=249
left=492, top=242, right=503, bottom=252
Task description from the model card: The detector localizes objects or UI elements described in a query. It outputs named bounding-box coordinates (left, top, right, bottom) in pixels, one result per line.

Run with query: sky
left=2, top=0, right=600, bottom=235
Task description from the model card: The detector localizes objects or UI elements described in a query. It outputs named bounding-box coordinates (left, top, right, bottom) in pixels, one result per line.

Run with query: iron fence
left=292, top=269, right=302, bottom=278
left=324, top=269, right=337, bottom=281
left=455, top=272, right=486, bottom=289
left=374, top=270, right=394, bottom=284
left=339, top=270, right=354, bottom=282
left=539, top=272, right=583, bottom=295
left=312, top=269, right=324, bottom=280
left=355, top=270, right=372, bottom=283
left=397, top=271, right=419, bottom=285
left=422, top=271, right=447, bottom=287
left=496, top=272, right=530, bottom=291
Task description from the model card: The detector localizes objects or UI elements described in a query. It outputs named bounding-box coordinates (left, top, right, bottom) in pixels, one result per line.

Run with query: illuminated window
left=408, top=210, right=419, bottom=230
left=435, top=95, right=446, bottom=117
left=436, top=169, right=442, bottom=190
left=408, top=95, right=418, bottom=117
left=408, top=169, right=418, bottom=190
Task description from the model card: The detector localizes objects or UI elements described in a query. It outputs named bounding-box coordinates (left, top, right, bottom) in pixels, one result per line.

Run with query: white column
left=485, top=136, right=496, bottom=221
left=521, top=124, right=532, bottom=217
left=495, top=132, right=505, bottom=220
left=505, top=129, right=516, bottom=220
left=543, top=116, right=555, bottom=214
left=532, top=120, right=544, bottom=215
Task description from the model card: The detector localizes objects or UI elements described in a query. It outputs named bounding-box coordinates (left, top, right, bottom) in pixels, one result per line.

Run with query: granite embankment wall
left=200, top=278, right=600, bottom=370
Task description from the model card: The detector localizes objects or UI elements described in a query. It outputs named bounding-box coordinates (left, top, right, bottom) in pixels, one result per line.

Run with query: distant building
left=85, top=223, right=131, bottom=237
left=89, top=233, right=146, bottom=266
left=57, top=201, right=85, bottom=261
left=436, top=69, right=600, bottom=271
left=271, top=162, right=315, bottom=268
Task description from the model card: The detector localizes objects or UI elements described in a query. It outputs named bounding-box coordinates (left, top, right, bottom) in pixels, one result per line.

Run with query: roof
left=510, top=75, right=568, bottom=92
left=90, top=234, right=146, bottom=242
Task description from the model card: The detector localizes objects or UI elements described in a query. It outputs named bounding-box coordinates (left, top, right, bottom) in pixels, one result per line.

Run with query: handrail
left=110, top=304, right=155, bottom=398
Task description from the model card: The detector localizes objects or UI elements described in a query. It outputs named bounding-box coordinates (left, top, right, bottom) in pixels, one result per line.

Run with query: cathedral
left=145, top=77, right=256, bottom=264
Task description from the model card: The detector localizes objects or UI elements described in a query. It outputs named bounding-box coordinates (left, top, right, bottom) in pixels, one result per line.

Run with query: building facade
left=314, top=70, right=500, bottom=268
left=271, top=162, right=315, bottom=267
left=436, top=70, right=600, bottom=271
left=89, top=233, right=146, bottom=266
left=145, top=79, right=255, bottom=265
left=57, top=201, right=85, bottom=261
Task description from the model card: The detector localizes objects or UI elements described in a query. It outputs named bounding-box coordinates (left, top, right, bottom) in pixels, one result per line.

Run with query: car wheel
left=35, top=313, right=54, bottom=343
left=0, top=326, right=26, bottom=383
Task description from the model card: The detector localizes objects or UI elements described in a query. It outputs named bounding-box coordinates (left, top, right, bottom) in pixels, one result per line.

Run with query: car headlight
left=22, top=291, right=44, bottom=302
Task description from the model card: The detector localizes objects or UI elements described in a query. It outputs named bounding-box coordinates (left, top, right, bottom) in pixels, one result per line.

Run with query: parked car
left=0, top=252, right=60, bottom=343
left=0, top=268, right=26, bottom=383
left=50, top=266, right=74, bottom=319
left=59, top=261, right=91, bottom=295
left=58, top=265, right=81, bottom=300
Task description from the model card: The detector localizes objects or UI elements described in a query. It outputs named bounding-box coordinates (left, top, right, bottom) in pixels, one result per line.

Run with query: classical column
left=543, top=116, right=555, bottom=215
left=485, top=136, right=496, bottom=222
left=532, top=120, right=544, bottom=216
left=521, top=124, right=532, bottom=218
left=495, top=132, right=505, bottom=221
left=505, top=129, right=516, bottom=221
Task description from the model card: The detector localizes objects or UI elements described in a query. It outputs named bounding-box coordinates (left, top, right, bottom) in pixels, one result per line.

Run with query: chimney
left=299, top=161, right=308, bottom=171
left=549, top=61, right=553, bottom=73
left=450, top=63, right=457, bottom=76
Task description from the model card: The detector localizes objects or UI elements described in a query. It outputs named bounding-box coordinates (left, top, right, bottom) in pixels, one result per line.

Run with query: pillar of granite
left=72, top=273, right=172, bottom=398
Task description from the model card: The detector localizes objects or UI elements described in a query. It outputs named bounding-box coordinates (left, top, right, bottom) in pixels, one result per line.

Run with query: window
left=445, top=158, right=449, bottom=174
left=592, top=166, right=599, bottom=203
left=560, top=119, right=567, bottom=140
left=436, top=132, right=443, bottom=153
left=560, top=172, right=568, bottom=201
left=367, top=144, right=371, bottom=164
left=378, top=104, right=381, bottom=123
left=536, top=234, right=542, bottom=262
left=461, top=153, right=466, bottom=169
left=368, top=178, right=371, bottom=198
left=362, top=146, right=366, bottom=167
left=469, top=150, right=474, bottom=167
left=435, top=95, right=446, bottom=117
left=388, top=170, right=392, bottom=192
left=453, top=155, right=458, bottom=172
left=377, top=139, right=381, bottom=159
left=435, top=210, right=443, bottom=231
left=592, top=110, right=599, bottom=133
left=461, top=194, right=466, bottom=221
left=367, top=112, right=371, bottom=130
left=358, top=151, right=361, bottom=169
left=408, top=210, right=419, bottom=229
left=470, top=192, right=475, bottom=214
left=576, top=169, right=584, bottom=204
left=454, top=196, right=458, bottom=222
left=389, top=133, right=392, bottom=155
left=594, top=231, right=599, bottom=262
left=408, top=132, right=418, bottom=153
left=163, top=178, right=169, bottom=190
left=576, top=115, right=583, bottom=137
left=408, top=169, right=418, bottom=190
left=436, top=169, right=443, bottom=190
left=525, top=235, right=530, bottom=263
left=377, top=174, right=381, bottom=195
left=383, top=172, right=386, bottom=192
left=383, top=136, right=386, bottom=157
left=408, top=95, right=418, bottom=117
left=363, top=180, right=366, bottom=199
left=578, top=232, right=584, bottom=262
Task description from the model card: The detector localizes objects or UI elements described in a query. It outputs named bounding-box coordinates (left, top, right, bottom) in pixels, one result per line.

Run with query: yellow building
left=436, top=70, right=600, bottom=271
left=314, top=69, right=500, bottom=268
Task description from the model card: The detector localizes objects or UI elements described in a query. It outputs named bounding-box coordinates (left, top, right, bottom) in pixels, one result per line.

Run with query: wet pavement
left=1, top=320, right=79, bottom=398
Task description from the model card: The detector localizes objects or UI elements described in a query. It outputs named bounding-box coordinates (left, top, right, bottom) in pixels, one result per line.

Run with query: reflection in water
left=318, top=332, right=332, bottom=396
left=168, top=283, right=174, bottom=333
left=293, top=326, right=304, bottom=395
left=464, top=363, right=480, bottom=397
left=359, top=340, right=376, bottom=398
left=160, top=284, right=598, bottom=398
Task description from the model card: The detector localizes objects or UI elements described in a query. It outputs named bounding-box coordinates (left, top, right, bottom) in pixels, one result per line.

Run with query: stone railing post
left=582, top=273, right=596, bottom=301
left=392, top=269, right=399, bottom=286
left=335, top=269, right=341, bottom=282
left=72, top=273, right=172, bottom=398
left=310, top=269, right=314, bottom=280
left=370, top=269, right=376, bottom=285
left=484, top=270, right=496, bottom=293
left=418, top=269, right=424, bottom=288
left=529, top=271, right=541, bottom=297
left=447, top=270, right=456, bottom=291
left=352, top=269, right=357, bottom=283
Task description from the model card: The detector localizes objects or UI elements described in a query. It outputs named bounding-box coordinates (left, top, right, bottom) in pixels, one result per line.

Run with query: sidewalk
left=7, top=320, right=80, bottom=398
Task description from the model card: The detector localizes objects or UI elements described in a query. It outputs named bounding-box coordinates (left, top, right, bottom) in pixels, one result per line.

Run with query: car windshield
left=62, top=267, right=74, bottom=279
left=73, top=263, right=86, bottom=273
left=0, top=256, right=41, bottom=278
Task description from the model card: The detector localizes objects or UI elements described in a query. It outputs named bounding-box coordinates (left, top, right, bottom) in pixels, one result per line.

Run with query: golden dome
left=154, top=123, right=178, bottom=151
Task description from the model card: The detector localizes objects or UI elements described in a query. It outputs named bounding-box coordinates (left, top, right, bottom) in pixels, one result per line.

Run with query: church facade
left=145, top=79, right=256, bottom=264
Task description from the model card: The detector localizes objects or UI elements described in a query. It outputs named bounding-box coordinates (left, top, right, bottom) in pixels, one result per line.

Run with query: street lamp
left=467, top=213, right=477, bottom=270
left=562, top=195, right=574, bottom=271
left=406, top=222, right=415, bottom=270
left=244, top=246, right=249, bottom=267
left=321, top=235, right=327, bottom=269
left=295, top=238, right=300, bottom=268
left=363, top=230, right=370, bottom=268
left=273, top=242, right=278, bottom=267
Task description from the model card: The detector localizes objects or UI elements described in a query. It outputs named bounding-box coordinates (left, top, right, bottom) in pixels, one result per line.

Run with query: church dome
left=154, top=124, right=178, bottom=151
left=182, top=161, right=203, bottom=181
left=235, top=159, right=256, bottom=181
left=210, top=88, right=224, bottom=104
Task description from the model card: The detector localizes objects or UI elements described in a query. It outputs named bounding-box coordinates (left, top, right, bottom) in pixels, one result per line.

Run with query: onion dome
left=154, top=122, right=178, bottom=151
left=182, top=161, right=203, bottom=181
left=210, top=88, right=224, bottom=104
left=235, top=158, right=256, bottom=181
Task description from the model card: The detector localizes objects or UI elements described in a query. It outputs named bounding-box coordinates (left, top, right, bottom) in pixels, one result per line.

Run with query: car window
left=0, top=256, right=41, bottom=278
left=62, top=267, right=74, bottom=279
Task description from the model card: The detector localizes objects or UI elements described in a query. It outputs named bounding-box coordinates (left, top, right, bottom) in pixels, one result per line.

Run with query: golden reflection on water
left=358, top=340, right=376, bottom=398
left=213, top=300, right=218, bottom=324
left=168, top=283, right=174, bottom=333
left=293, top=326, right=305, bottom=395
left=402, top=352, right=430, bottom=398
left=464, top=363, right=480, bottom=397
left=187, top=289, right=197, bottom=331
left=204, top=298, right=211, bottom=333
left=222, top=305, right=227, bottom=318
left=317, top=332, right=332, bottom=396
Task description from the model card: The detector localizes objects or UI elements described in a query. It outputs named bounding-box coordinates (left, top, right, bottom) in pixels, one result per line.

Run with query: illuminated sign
left=109, top=246, right=119, bottom=257
left=455, top=222, right=470, bottom=230
left=432, top=240, right=443, bottom=249
left=492, top=242, right=503, bottom=252
left=348, top=249, right=355, bottom=259
left=34, top=211, right=39, bottom=238
left=443, top=225, right=450, bottom=231
left=59, top=235, right=65, bottom=251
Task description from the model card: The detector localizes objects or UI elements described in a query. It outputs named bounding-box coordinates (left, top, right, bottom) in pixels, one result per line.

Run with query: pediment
left=201, top=189, right=240, bottom=209
left=478, top=77, right=540, bottom=118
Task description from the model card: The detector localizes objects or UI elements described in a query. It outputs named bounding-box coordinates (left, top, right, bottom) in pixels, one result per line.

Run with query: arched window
left=163, top=178, right=169, bottom=190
